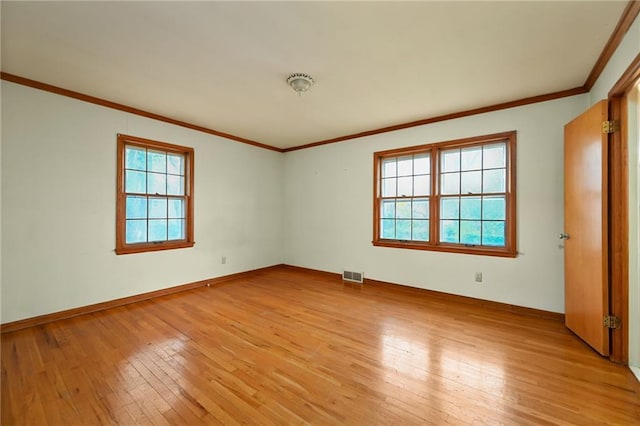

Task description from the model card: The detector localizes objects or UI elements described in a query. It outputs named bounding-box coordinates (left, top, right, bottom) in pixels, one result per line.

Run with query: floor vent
left=342, top=270, right=364, bottom=284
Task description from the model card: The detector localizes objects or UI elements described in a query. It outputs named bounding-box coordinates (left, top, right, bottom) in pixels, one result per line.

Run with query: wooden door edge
left=607, top=56, right=639, bottom=363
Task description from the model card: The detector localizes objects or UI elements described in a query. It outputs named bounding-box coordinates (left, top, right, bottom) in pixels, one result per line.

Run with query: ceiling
left=1, top=1, right=629, bottom=150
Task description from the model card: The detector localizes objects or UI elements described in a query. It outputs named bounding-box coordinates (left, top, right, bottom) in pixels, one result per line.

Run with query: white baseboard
left=631, top=366, right=640, bottom=383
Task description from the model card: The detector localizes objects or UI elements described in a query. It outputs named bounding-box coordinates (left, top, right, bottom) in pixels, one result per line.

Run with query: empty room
left=1, top=1, right=640, bottom=424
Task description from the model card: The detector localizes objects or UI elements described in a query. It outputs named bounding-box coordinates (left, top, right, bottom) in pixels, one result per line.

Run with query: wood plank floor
left=2, top=266, right=639, bottom=425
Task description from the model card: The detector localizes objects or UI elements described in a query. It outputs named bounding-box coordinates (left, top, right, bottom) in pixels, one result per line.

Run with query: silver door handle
left=559, top=233, right=570, bottom=240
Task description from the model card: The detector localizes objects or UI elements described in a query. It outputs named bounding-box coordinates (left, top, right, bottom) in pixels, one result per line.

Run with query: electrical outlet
left=221, top=256, right=226, bottom=264
left=475, top=272, right=483, bottom=283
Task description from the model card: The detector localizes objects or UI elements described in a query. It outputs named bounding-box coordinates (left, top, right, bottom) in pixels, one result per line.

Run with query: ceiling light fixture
left=287, top=73, right=314, bottom=95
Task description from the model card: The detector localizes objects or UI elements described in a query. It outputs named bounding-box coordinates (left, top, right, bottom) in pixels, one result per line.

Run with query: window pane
left=396, top=200, right=412, bottom=219
left=441, top=149, right=460, bottom=172
left=461, top=146, right=482, bottom=171
left=167, top=175, right=184, bottom=196
left=168, top=199, right=184, bottom=219
left=167, top=153, right=184, bottom=175
left=381, top=200, right=395, bottom=218
left=482, top=221, right=506, bottom=246
left=441, top=172, right=460, bottom=194
left=125, top=170, right=146, bottom=193
left=381, top=219, right=395, bottom=239
left=440, top=220, right=459, bottom=243
left=412, top=199, right=429, bottom=219
left=397, top=156, right=412, bottom=176
left=148, top=219, right=167, bottom=242
left=460, top=171, right=482, bottom=194
left=460, top=220, right=481, bottom=245
left=483, top=169, right=506, bottom=193
left=149, top=197, right=167, bottom=219
left=148, top=150, right=166, bottom=173
left=440, top=197, right=460, bottom=219
left=482, top=196, right=505, bottom=220
left=148, top=173, right=167, bottom=195
left=484, top=143, right=506, bottom=169
left=413, top=175, right=430, bottom=196
left=397, top=176, right=413, bottom=196
left=168, top=219, right=184, bottom=240
left=125, top=146, right=146, bottom=171
left=126, top=196, right=147, bottom=219
left=382, top=158, right=397, bottom=178
left=397, top=219, right=411, bottom=240
left=460, top=197, right=481, bottom=220
left=412, top=220, right=429, bottom=241
left=126, top=219, right=147, bottom=243
left=414, top=154, right=430, bottom=175
left=382, top=178, right=396, bottom=197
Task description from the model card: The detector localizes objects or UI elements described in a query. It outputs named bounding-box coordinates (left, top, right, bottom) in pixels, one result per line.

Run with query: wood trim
left=0, top=72, right=284, bottom=153
left=282, top=264, right=564, bottom=322
left=0, top=71, right=586, bottom=155
left=283, top=87, right=586, bottom=152
left=371, top=240, right=518, bottom=258
left=584, top=1, right=640, bottom=90
left=374, top=131, right=517, bottom=157
left=284, top=0, right=635, bottom=152
left=372, top=151, right=380, bottom=249
left=372, top=131, right=517, bottom=257
left=609, top=53, right=640, bottom=97
left=606, top=49, right=640, bottom=364
left=1, top=0, right=631, bottom=156
left=0, top=77, right=589, bottom=155
left=0, top=265, right=283, bottom=333
left=507, top=130, right=518, bottom=257
left=609, top=96, right=629, bottom=364
left=115, top=134, right=196, bottom=255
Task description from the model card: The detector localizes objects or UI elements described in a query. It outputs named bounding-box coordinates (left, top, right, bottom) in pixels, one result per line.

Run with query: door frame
left=608, top=53, right=640, bottom=363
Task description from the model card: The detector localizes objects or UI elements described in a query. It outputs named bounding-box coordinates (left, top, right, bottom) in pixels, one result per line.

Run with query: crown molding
left=0, top=72, right=284, bottom=153
left=1, top=1, right=635, bottom=153
left=282, top=87, right=587, bottom=152
left=584, top=0, right=640, bottom=90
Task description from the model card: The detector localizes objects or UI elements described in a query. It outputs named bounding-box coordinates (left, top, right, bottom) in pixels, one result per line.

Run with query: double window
left=116, top=134, right=194, bottom=254
left=373, top=131, right=516, bottom=257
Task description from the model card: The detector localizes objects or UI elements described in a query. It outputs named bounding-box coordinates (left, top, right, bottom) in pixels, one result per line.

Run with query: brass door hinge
left=604, top=315, right=621, bottom=329
left=602, top=121, right=620, bottom=134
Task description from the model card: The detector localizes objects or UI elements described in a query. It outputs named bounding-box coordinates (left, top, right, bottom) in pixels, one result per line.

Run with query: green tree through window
left=373, top=132, right=516, bottom=257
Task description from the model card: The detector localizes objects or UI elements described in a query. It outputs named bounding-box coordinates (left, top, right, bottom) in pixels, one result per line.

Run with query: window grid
left=438, top=143, right=507, bottom=247
left=373, top=131, right=516, bottom=257
left=116, top=134, right=194, bottom=255
left=123, top=145, right=187, bottom=244
left=379, top=153, right=431, bottom=242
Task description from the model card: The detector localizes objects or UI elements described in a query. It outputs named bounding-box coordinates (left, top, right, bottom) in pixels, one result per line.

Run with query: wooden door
left=563, top=100, right=609, bottom=356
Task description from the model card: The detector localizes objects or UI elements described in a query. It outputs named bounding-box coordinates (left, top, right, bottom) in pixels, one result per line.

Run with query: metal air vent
left=342, top=270, right=364, bottom=284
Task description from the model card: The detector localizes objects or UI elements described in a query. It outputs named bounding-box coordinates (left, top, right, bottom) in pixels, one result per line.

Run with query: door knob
left=559, top=233, right=570, bottom=240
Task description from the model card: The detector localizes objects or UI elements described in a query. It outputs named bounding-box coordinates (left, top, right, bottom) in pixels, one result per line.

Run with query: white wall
left=283, top=95, right=588, bottom=313
left=1, top=81, right=284, bottom=323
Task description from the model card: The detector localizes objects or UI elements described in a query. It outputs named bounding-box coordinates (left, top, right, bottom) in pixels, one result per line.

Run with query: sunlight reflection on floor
left=380, top=321, right=505, bottom=397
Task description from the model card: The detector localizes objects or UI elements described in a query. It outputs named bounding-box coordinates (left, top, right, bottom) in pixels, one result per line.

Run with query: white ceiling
left=1, top=1, right=628, bottom=150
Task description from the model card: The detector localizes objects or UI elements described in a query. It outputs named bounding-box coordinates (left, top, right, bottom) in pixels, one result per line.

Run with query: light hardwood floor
left=2, top=266, right=639, bottom=425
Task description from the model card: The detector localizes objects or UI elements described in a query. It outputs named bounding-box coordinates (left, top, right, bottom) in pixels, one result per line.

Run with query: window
left=116, top=134, right=194, bottom=254
left=373, top=131, right=516, bottom=257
